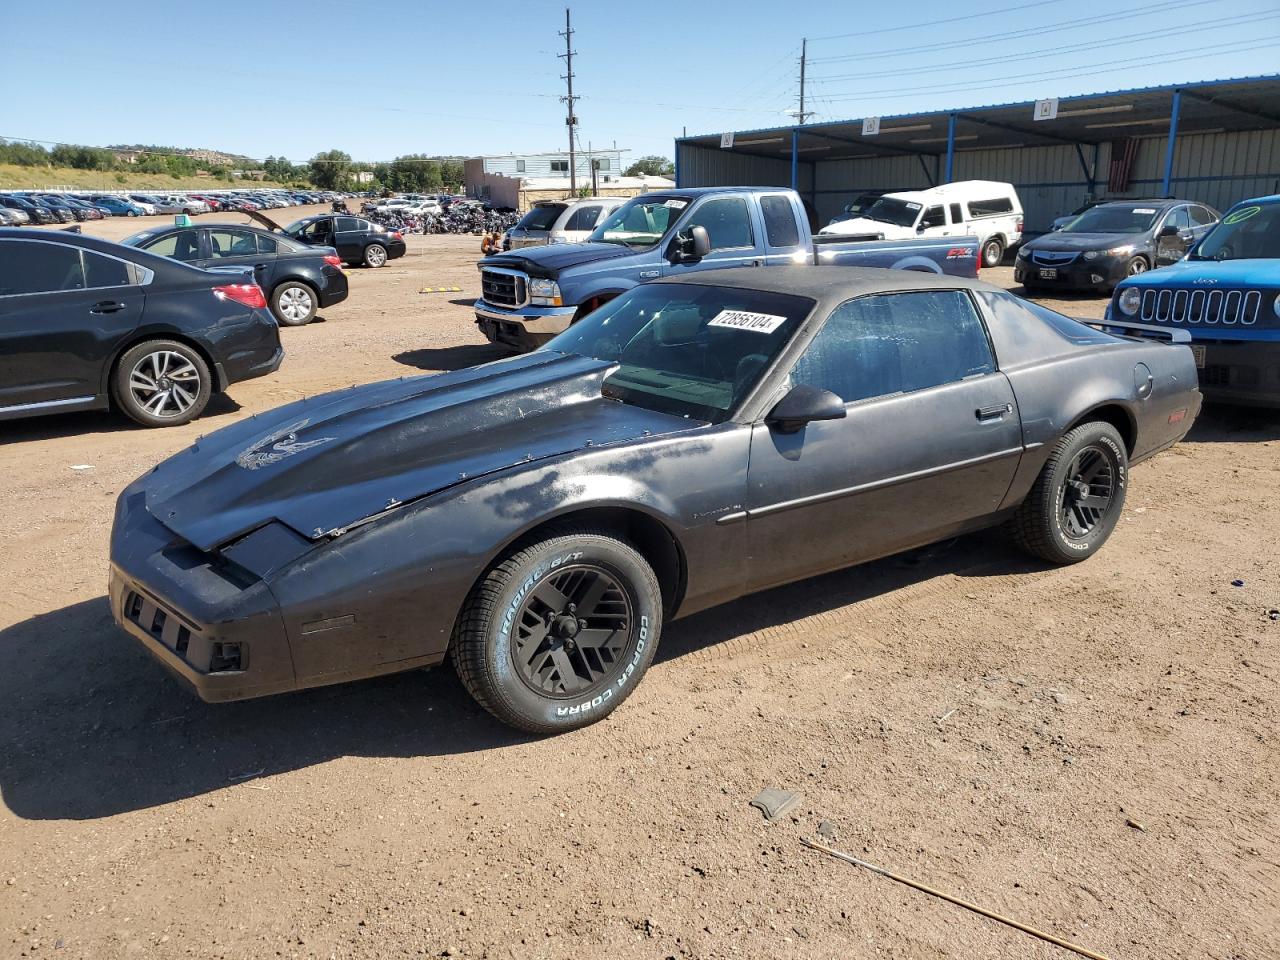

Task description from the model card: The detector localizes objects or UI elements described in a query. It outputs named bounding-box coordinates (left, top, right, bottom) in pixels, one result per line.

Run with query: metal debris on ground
left=749, top=788, right=801, bottom=822
left=801, top=836, right=1115, bottom=960
left=1232, top=579, right=1245, bottom=587
left=1125, top=817, right=1146, bottom=832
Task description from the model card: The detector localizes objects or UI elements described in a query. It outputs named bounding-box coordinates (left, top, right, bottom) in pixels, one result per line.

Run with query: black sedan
left=283, top=214, right=406, bottom=268
left=122, top=223, right=349, bottom=326
left=0, top=229, right=282, bottom=427
left=110, top=268, right=1201, bottom=732
left=0, top=194, right=55, bottom=225
left=1017, top=199, right=1219, bottom=293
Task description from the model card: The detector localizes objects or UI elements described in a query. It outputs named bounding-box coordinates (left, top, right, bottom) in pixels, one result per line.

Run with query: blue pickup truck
left=475, top=186, right=981, bottom=351
left=1107, top=194, right=1280, bottom=408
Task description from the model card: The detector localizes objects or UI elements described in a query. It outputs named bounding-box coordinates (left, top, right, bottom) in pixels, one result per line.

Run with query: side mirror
left=916, top=222, right=927, bottom=233
left=669, top=224, right=712, bottom=263
left=1158, top=224, right=1179, bottom=238
left=766, top=384, right=846, bottom=433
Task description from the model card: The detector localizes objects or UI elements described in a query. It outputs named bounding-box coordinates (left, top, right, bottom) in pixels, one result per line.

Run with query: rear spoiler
left=1076, top=318, right=1191, bottom=343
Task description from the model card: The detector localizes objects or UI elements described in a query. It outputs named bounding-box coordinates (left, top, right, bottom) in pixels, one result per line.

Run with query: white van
left=505, top=197, right=627, bottom=249
left=819, top=180, right=1023, bottom=267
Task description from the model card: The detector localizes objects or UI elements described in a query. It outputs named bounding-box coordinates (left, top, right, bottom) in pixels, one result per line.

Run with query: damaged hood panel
left=143, top=352, right=695, bottom=551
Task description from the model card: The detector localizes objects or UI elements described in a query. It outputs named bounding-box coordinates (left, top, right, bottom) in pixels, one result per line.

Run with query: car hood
left=480, top=242, right=637, bottom=278
left=1025, top=232, right=1146, bottom=252
left=818, top=217, right=897, bottom=237
left=142, top=352, right=696, bottom=552
left=1115, top=257, right=1277, bottom=289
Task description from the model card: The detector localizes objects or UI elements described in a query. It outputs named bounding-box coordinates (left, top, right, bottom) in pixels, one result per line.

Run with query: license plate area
left=1191, top=344, right=1206, bottom=369
left=1038, top=267, right=1058, bottom=279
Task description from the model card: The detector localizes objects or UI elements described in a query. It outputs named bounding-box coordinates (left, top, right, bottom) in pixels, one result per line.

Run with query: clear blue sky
left=3, top=0, right=1278, bottom=164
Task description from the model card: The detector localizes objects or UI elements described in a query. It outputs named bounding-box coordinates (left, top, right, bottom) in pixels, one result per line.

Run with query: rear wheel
left=982, top=237, right=1005, bottom=268
left=363, top=243, right=388, bottom=268
left=1011, top=421, right=1127, bottom=564
left=453, top=528, right=663, bottom=733
left=271, top=281, right=317, bottom=326
left=113, top=340, right=211, bottom=427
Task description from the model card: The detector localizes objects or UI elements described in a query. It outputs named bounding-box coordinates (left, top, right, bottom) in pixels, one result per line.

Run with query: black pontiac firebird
left=110, top=268, right=1201, bottom=732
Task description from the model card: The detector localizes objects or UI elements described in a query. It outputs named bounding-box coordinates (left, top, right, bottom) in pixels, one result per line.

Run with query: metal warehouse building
left=674, top=75, right=1280, bottom=234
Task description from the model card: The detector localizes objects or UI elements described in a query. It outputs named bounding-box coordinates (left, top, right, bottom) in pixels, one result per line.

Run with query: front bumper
left=474, top=299, right=578, bottom=352
left=1193, top=339, right=1280, bottom=408
left=109, top=491, right=296, bottom=702
left=1016, top=254, right=1129, bottom=290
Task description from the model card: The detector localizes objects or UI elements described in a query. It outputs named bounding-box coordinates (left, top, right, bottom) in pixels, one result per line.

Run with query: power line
left=808, top=0, right=1218, bottom=63
left=812, top=9, right=1280, bottom=85
left=806, top=0, right=1069, bottom=41
left=809, top=35, right=1280, bottom=104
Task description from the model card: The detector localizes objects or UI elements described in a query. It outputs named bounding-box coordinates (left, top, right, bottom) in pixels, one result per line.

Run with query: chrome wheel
left=364, top=244, right=387, bottom=267
left=1127, top=257, right=1148, bottom=276
left=278, top=286, right=314, bottom=323
left=128, top=350, right=202, bottom=419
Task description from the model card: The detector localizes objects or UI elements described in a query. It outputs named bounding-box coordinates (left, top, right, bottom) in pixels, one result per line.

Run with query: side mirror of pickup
left=916, top=221, right=928, bottom=233
left=669, top=224, right=712, bottom=263
left=766, top=384, right=847, bottom=433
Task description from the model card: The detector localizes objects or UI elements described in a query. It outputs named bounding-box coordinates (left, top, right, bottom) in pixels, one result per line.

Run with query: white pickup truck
left=820, top=180, right=1023, bottom=268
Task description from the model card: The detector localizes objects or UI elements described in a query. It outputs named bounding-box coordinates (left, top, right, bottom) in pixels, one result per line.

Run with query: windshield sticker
left=1132, top=208, right=1156, bottom=214
left=663, top=199, right=688, bottom=209
left=1223, top=205, right=1262, bottom=225
left=904, top=202, right=922, bottom=211
left=707, top=309, right=788, bottom=334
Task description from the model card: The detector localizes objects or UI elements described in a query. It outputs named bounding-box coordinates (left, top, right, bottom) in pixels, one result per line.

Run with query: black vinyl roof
left=679, top=75, right=1280, bottom=162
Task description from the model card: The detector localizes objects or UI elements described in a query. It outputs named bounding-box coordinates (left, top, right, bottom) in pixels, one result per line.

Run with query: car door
left=206, top=227, right=277, bottom=289
left=333, top=217, right=367, bottom=261
left=918, top=204, right=948, bottom=238
left=0, top=238, right=144, bottom=411
left=742, top=289, right=1023, bottom=592
left=662, top=195, right=762, bottom=277
left=1155, top=206, right=1194, bottom=264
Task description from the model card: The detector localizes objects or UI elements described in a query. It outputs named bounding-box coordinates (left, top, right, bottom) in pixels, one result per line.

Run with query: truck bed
left=810, top=233, right=980, bottom=278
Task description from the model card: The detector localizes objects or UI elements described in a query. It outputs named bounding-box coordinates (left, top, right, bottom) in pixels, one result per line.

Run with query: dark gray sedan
left=110, top=268, right=1201, bottom=732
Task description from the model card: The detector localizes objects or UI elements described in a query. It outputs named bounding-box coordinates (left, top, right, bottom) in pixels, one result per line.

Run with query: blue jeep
left=1107, top=194, right=1280, bottom=408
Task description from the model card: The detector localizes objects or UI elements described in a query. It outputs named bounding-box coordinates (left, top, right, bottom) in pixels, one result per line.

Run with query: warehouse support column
left=790, top=129, right=798, bottom=191
left=1161, top=90, right=1181, bottom=196
left=1091, top=143, right=1100, bottom=196
left=943, top=114, right=957, bottom=183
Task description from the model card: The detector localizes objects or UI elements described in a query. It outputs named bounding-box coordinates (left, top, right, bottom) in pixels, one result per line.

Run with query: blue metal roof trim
left=676, top=73, right=1280, bottom=143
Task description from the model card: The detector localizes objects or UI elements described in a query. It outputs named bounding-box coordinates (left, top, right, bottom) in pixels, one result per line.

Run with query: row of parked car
left=820, top=181, right=1226, bottom=295
left=0, top=189, right=356, bottom=226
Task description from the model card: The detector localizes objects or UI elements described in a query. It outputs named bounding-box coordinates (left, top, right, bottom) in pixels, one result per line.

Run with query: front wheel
left=363, top=243, right=387, bottom=268
left=1125, top=256, right=1149, bottom=277
left=113, top=340, right=212, bottom=427
left=453, top=528, right=663, bottom=733
left=982, top=237, right=1005, bottom=268
left=1011, top=421, right=1127, bottom=564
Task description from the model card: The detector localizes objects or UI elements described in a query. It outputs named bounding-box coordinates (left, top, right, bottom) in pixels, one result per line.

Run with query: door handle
left=90, top=300, right=125, bottom=314
left=976, top=403, right=1012, bottom=422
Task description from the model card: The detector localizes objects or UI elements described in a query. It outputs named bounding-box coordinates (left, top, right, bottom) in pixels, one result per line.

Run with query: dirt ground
left=2, top=208, right=1278, bottom=960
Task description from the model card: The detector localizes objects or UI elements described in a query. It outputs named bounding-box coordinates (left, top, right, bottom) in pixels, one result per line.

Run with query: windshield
left=1061, top=205, right=1160, bottom=234
left=1190, top=202, right=1280, bottom=261
left=515, top=204, right=566, bottom=231
left=588, top=195, right=689, bottom=248
left=544, top=282, right=813, bottom=423
left=860, top=197, right=921, bottom=228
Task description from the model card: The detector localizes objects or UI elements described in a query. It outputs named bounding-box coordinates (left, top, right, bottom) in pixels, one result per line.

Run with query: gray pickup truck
left=475, top=186, right=981, bottom=351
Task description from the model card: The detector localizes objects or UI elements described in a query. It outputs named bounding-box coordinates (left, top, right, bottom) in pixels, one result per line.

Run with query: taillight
left=213, top=283, right=267, bottom=309
left=323, top=254, right=341, bottom=267
left=1016, top=217, right=1024, bottom=234
left=391, top=231, right=403, bottom=241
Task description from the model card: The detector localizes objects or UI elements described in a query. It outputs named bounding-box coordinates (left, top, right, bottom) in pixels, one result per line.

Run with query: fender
left=886, top=254, right=944, bottom=274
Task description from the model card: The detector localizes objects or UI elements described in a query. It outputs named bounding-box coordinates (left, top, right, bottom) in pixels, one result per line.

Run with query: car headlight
left=1016, top=246, right=1030, bottom=259
left=1083, top=250, right=1098, bottom=260
left=1274, top=292, right=1280, bottom=318
left=529, top=279, right=562, bottom=306
left=1117, top=287, right=1142, bottom=317
left=1105, top=245, right=1134, bottom=257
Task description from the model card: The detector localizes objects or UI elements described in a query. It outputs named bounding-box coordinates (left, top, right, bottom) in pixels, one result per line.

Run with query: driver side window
left=790, top=291, right=995, bottom=404
left=921, top=205, right=946, bottom=229
left=685, top=197, right=753, bottom=250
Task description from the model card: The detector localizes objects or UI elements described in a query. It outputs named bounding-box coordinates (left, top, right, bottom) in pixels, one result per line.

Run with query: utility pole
left=797, top=38, right=812, bottom=125
left=559, top=8, right=579, bottom=193
left=589, top=140, right=598, bottom=194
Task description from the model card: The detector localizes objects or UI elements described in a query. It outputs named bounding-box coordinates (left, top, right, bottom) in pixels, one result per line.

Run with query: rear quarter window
left=760, top=195, right=800, bottom=248
left=967, top=197, right=1015, bottom=217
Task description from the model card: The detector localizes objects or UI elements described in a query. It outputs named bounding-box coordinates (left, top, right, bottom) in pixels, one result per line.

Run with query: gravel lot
left=2, top=208, right=1278, bottom=960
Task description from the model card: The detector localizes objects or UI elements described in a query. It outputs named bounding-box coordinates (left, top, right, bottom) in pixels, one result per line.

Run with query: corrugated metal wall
left=681, top=129, right=1280, bottom=234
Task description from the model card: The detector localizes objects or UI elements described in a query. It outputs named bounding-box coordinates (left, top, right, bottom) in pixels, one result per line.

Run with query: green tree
left=624, top=155, right=675, bottom=177
left=309, top=149, right=352, bottom=190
